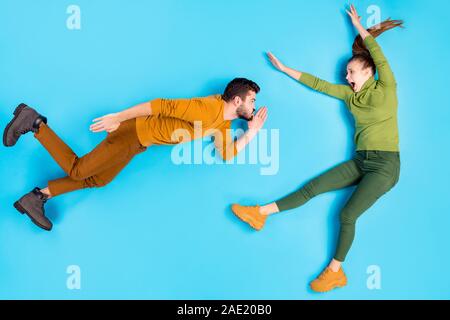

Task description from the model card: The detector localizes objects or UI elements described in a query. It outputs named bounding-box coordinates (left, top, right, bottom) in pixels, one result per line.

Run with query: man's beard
left=236, top=105, right=254, bottom=121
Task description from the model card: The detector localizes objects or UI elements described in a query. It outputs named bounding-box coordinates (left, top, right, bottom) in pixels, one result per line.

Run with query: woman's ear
left=363, top=67, right=372, bottom=77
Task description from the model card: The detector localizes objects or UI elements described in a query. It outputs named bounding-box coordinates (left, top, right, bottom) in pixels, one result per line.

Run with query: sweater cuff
left=363, top=34, right=376, bottom=49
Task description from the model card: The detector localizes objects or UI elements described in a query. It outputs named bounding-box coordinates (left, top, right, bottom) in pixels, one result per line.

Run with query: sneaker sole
left=310, top=280, right=348, bottom=293
left=231, top=207, right=263, bottom=231
left=13, top=201, right=52, bottom=231
left=3, top=103, right=27, bottom=147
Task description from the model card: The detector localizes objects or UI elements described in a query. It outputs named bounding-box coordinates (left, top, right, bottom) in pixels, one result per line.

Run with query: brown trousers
left=34, top=119, right=147, bottom=197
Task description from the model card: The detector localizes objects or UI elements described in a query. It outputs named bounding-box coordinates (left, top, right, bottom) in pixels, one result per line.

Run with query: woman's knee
left=339, top=208, right=357, bottom=226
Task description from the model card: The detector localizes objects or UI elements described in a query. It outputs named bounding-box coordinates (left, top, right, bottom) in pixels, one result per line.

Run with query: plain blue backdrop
left=1, top=0, right=449, bottom=299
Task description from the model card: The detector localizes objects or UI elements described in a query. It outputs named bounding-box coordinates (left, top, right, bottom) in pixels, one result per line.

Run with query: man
left=3, top=78, right=268, bottom=231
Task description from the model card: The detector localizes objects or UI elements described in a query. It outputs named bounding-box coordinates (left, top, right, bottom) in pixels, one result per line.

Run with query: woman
left=231, top=5, right=403, bottom=293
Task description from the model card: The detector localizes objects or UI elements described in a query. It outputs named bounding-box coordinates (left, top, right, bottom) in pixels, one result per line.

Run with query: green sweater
left=298, top=35, right=399, bottom=152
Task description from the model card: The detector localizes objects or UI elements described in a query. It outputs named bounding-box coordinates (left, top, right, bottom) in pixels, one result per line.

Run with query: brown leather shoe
left=3, top=103, right=47, bottom=147
left=14, top=187, right=53, bottom=231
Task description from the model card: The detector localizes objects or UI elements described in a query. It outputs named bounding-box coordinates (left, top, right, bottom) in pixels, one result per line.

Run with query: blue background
left=1, top=0, right=449, bottom=299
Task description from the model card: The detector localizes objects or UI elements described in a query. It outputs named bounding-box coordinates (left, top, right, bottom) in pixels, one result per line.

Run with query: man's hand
left=267, top=52, right=286, bottom=73
left=90, top=113, right=121, bottom=133
left=248, top=107, right=268, bottom=131
left=235, top=107, right=268, bottom=153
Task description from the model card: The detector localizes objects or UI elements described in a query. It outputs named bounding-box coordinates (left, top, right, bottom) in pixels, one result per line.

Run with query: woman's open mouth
left=349, top=82, right=356, bottom=90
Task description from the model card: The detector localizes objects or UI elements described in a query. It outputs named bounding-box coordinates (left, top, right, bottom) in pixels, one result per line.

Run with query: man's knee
left=68, top=158, right=92, bottom=181
left=69, top=160, right=108, bottom=182
left=70, top=170, right=88, bottom=181
left=83, top=175, right=111, bottom=188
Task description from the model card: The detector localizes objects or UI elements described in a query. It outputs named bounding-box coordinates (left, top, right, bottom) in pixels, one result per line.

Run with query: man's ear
left=233, top=96, right=242, bottom=106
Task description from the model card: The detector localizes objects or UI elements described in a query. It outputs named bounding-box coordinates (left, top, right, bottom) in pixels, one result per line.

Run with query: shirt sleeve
left=298, top=72, right=353, bottom=101
left=151, top=98, right=211, bottom=124
left=363, top=35, right=396, bottom=87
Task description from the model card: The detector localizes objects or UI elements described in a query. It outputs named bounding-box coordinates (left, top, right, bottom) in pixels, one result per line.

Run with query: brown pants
left=34, top=119, right=147, bottom=197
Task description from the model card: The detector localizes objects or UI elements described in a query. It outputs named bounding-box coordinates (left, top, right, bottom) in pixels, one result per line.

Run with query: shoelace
left=17, top=128, right=32, bottom=135
left=17, top=129, right=31, bottom=134
left=39, top=195, right=48, bottom=212
left=318, top=268, right=332, bottom=280
left=16, top=117, right=41, bottom=135
left=33, top=189, right=48, bottom=206
left=39, top=191, right=49, bottom=203
left=249, top=206, right=264, bottom=220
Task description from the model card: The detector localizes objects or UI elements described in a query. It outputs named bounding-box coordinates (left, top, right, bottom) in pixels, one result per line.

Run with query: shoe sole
left=13, top=201, right=52, bottom=231
left=310, top=280, right=348, bottom=293
left=3, top=103, right=27, bottom=147
left=231, top=207, right=263, bottom=231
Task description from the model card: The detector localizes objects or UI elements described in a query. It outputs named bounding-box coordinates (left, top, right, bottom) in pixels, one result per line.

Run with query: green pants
left=275, top=150, right=400, bottom=262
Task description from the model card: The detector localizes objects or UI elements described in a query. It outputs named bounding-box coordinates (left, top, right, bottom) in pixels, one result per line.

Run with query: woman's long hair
left=350, top=19, right=404, bottom=74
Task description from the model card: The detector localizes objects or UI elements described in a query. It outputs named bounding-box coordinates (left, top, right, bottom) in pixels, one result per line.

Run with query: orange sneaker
left=310, top=267, right=347, bottom=293
left=231, top=204, right=267, bottom=231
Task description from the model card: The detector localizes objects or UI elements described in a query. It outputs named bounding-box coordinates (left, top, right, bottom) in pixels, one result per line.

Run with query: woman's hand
left=346, top=4, right=370, bottom=40
left=267, top=52, right=286, bottom=73
left=346, top=4, right=362, bottom=28
left=267, top=52, right=303, bottom=80
left=90, top=113, right=121, bottom=133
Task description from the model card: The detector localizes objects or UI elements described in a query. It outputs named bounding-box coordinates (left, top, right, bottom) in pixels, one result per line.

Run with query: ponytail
left=349, top=19, right=404, bottom=75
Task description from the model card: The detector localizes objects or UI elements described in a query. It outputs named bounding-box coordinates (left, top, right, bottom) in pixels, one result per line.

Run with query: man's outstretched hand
left=90, top=113, right=121, bottom=133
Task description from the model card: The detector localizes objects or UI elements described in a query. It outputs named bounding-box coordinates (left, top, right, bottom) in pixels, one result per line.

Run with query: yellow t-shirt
left=135, top=95, right=238, bottom=160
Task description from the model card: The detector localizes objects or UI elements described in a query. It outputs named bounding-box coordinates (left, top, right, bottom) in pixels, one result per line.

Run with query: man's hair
left=222, top=78, right=260, bottom=102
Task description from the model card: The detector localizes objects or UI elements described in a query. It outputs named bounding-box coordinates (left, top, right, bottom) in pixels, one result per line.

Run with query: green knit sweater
left=298, top=35, right=399, bottom=152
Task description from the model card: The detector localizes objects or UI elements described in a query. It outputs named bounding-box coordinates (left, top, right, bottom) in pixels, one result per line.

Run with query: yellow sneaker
left=310, top=267, right=347, bottom=293
left=231, top=204, right=267, bottom=231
